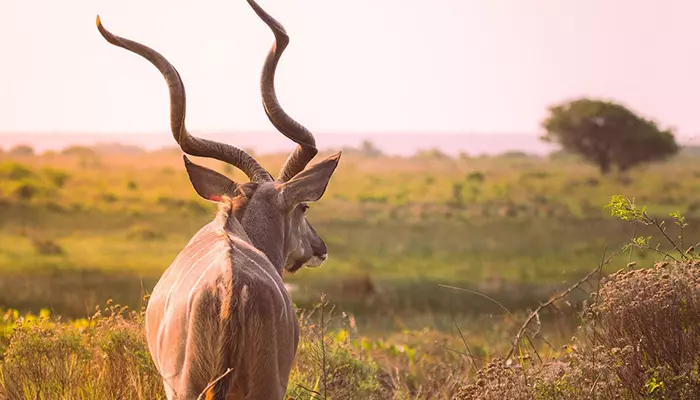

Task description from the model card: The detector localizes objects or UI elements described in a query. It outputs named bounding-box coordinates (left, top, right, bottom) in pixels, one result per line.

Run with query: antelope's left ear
left=183, top=155, right=238, bottom=202
left=279, top=152, right=341, bottom=207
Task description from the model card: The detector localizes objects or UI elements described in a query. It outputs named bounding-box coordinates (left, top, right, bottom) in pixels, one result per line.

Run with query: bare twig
left=297, top=384, right=324, bottom=399
left=442, top=346, right=487, bottom=363
left=644, top=211, right=685, bottom=259
left=654, top=222, right=685, bottom=258
left=523, top=330, right=543, bottom=364
left=574, top=285, right=591, bottom=297
left=505, top=248, right=618, bottom=360
left=642, top=244, right=679, bottom=262
left=449, top=313, right=478, bottom=373
left=532, top=330, right=557, bottom=356
left=438, top=284, right=513, bottom=316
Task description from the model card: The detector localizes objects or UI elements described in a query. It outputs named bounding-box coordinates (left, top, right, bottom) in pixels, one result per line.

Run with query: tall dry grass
left=0, top=303, right=164, bottom=400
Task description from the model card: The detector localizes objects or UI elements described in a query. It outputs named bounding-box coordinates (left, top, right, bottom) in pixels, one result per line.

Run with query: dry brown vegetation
left=1, top=258, right=698, bottom=399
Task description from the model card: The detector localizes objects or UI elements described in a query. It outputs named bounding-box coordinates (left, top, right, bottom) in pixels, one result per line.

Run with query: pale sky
left=1, top=0, right=699, bottom=137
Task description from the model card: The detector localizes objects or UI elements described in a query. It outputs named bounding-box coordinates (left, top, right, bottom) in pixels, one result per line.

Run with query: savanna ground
left=1, top=144, right=699, bottom=398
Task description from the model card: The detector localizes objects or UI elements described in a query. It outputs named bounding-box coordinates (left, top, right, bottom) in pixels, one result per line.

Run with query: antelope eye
left=299, top=203, right=310, bottom=213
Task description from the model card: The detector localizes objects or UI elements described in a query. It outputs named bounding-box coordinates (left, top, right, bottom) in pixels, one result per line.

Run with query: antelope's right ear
left=279, top=151, right=341, bottom=207
left=183, top=155, right=238, bottom=202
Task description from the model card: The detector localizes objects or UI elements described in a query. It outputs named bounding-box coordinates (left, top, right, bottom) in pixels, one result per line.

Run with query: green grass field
left=1, top=147, right=698, bottom=329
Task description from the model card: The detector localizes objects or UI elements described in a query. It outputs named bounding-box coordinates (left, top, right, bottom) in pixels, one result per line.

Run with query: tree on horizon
left=540, top=97, right=679, bottom=174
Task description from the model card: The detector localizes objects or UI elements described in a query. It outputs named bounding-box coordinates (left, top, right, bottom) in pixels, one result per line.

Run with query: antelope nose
left=319, top=254, right=328, bottom=261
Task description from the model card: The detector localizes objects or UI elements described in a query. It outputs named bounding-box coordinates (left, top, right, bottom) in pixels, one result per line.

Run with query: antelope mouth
left=305, top=254, right=327, bottom=268
left=286, top=254, right=327, bottom=274
left=287, top=260, right=305, bottom=274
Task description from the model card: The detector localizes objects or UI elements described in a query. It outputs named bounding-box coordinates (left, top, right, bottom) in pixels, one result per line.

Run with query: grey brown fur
left=95, top=1, right=341, bottom=398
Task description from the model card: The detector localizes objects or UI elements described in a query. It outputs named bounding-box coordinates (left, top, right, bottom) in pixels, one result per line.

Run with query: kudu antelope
left=96, top=1, right=341, bottom=398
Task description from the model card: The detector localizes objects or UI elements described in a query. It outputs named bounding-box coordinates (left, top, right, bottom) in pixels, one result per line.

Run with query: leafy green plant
left=606, top=194, right=697, bottom=262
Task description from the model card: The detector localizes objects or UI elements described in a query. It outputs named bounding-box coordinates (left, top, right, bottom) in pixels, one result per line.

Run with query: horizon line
left=0, top=130, right=545, bottom=136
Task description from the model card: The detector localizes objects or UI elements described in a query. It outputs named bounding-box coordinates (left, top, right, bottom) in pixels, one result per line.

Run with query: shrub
left=0, top=304, right=164, bottom=400
left=0, top=162, right=34, bottom=181
left=100, top=192, right=118, bottom=203
left=8, top=179, right=58, bottom=202
left=31, top=238, right=65, bottom=256
left=42, top=168, right=70, bottom=188
left=60, top=146, right=96, bottom=157
left=453, top=258, right=700, bottom=399
left=7, top=145, right=34, bottom=157
left=583, top=260, right=700, bottom=398
left=414, top=148, right=450, bottom=160
left=0, top=162, right=64, bottom=203
left=126, top=225, right=165, bottom=241
left=156, top=195, right=185, bottom=208
left=12, top=181, right=40, bottom=201
left=466, top=171, right=485, bottom=183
